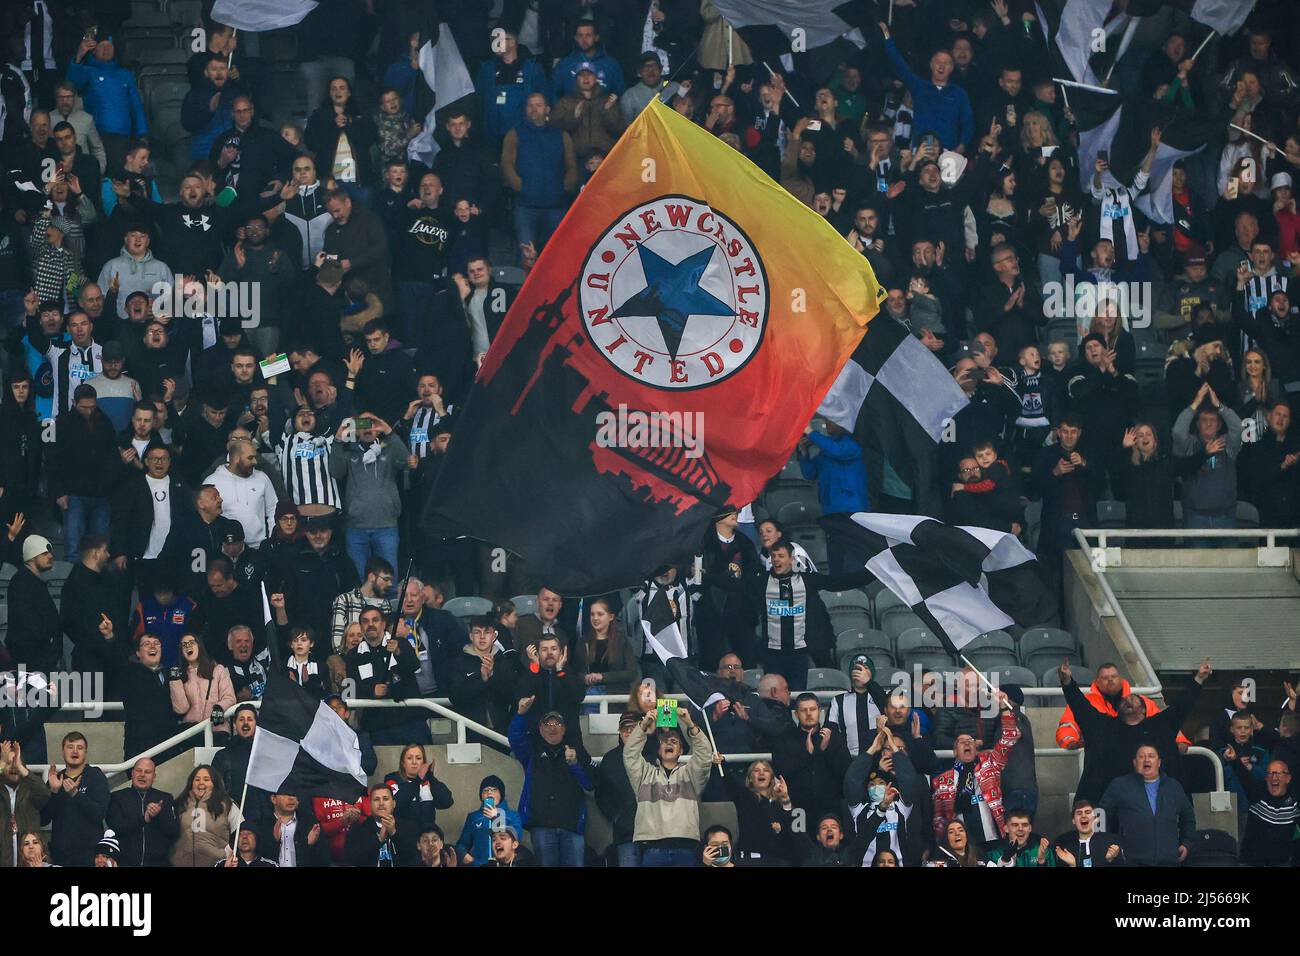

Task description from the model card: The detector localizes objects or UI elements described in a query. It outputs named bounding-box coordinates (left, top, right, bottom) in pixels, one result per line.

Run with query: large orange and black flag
left=425, top=99, right=884, bottom=595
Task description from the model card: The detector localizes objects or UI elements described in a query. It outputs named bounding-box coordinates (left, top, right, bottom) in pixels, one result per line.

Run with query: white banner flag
left=211, top=0, right=318, bottom=32
left=407, top=26, right=476, bottom=166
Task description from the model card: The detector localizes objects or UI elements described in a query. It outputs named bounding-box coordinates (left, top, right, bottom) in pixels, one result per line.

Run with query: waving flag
left=407, top=24, right=475, bottom=166
left=245, top=673, right=367, bottom=800
left=425, top=99, right=882, bottom=595
left=211, top=0, right=318, bottom=31
left=823, top=513, right=1057, bottom=656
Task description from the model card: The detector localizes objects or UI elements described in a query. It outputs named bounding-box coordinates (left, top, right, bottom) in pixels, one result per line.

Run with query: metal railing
left=1072, top=526, right=1298, bottom=696
left=32, top=697, right=1227, bottom=794
left=30, top=697, right=507, bottom=775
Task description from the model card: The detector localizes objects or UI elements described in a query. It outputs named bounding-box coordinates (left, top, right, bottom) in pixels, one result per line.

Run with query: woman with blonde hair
left=723, top=758, right=797, bottom=864
left=327, top=621, right=364, bottom=693
left=581, top=598, right=639, bottom=710
left=1236, top=348, right=1281, bottom=435
left=1165, top=332, right=1235, bottom=411
left=1087, top=298, right=1136, bottom=375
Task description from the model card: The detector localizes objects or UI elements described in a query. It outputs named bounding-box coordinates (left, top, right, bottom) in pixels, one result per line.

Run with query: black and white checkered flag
left=245, top=673, right=368, bottom=801
left=823, top=513, right=1057, bottom=656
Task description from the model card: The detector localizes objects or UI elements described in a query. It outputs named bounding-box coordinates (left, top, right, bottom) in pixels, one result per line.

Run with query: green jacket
left=985, top=835, right=1059, bottom=867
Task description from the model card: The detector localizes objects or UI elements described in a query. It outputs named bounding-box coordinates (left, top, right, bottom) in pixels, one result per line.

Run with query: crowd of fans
left=0, top=0, right=1298, bottom=868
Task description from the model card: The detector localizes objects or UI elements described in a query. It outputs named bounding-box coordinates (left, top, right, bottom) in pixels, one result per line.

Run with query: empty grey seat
left=1019, top=626, right=1080, bottom=675
left=742, top=668, right=764, bottom=685
left=1043, top=664, right=1094, bottom=689
left=904, top=652, right=958, bottom=675
left=1236, top=501, right=1260, bottom=529
left=444, top=596, right=493, bottom=619
left=789, top=524, right=828, bottom=568
left=989, top=666, right=1039, bottom=688
left=779, top=457, right=804, bottom=481
left=807, top=668, right=851, bottom=693
left=826, top=607, right=872, bottom=636
left=509, top=595, right=538, bottom=617
left=1097, top=499, right=1126, bottom=529
left=823, top=589, right=871, bottom=612
left=873, top=589, right=908, bottom=622
left=835, top=626, right=892, bottom=657
left=493, top=266, right=526, bottom=285
left=882, top=611, right=924, bottom=642
left=896, top=626, right=944, bottom=655
left=762, top=484, right=817, bottom=519
left=962, top=630, right=1019, bottom=668
left=776, top=500, right=821, bottom=526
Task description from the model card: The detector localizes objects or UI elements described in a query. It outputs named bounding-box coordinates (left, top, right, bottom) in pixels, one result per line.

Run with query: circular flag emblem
left=579, top=195, right=768, bottom=390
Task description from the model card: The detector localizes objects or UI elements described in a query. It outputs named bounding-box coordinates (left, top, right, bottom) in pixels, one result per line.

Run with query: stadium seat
left=761, top=483, right=817, bottom=519
left=1236, top=501, right=1260, bottom=529
left=906, top=652, right=959, bottom=675
left=835, top=625, right=892, bottom=657
left=822, top=589, right=871, bottom=612
left=167, top=0, right=204, bottom=26
left=510, top=595, right=538, bottom=617
left=1019, top=626, right=1081, bottom=676
left=1096, top=499, right=1126, bottom=529
left=443, top=596, right=493, bottom=620
left=962, top=630, right=1019, bottom=668
left=987, top=666, right=1039, bottom=688
left=882, top=610, right=924, bottom=642
left=806, top=667, right=851, bottom=692
left=789, top=524, right=828, bottom=568
left=778, top=457, right=803, bottom=481
left=826, top=607, right=871, bottom=636
left=1042, top=664, right=1094, bottom=689
left=1182, top=829, right=1238, bottom=866
left=742, top=668, right=764, bottom=686
left=873, top=589, right=909, bottom=624
left=775, top=499, right=821, bottom=526
left=492, top=266, right=526, bottom=286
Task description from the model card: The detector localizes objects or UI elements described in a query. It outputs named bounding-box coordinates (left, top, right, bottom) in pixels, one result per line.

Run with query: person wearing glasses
left=1229, top=754, right=1298, bottom=867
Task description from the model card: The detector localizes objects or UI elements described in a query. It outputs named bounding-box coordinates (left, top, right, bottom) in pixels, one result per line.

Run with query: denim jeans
left=530, top=826, right=585, bottom=867
left=299, top=57, right=356, bottom=113
left=641, top=845, right=697, bottom=867
left=612, top=841, right=641, bottom=867
left=513, top=204, right=565, bottom=252
left=65, top=495, right=111, bottom=560
left=761, top=649, right=810, bottom=692
left=347, top=526, right=400, bottom=586
left=1184, top=510, right=1237, bottom=548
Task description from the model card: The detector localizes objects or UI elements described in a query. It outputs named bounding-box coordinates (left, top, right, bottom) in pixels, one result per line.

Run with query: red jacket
left=313, top=794, right=371, bottom=863
left=931, top=709, right=1020, bottom=842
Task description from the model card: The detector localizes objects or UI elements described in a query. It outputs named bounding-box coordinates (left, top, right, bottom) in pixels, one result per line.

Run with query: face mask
left=868, top=785, right=887, bottom=804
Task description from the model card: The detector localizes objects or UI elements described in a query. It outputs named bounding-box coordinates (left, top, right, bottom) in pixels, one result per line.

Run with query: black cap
left=221, top=524, right=245, bottom=545
left=100, top=340, right=125, bottom=362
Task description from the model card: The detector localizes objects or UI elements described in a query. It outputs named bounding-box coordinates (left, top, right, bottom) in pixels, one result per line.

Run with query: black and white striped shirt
left=407, top=404, right=453, bottom=460
left=277, top=431, right=340, bottom=508
left=764, top=574, right=808, bottom=652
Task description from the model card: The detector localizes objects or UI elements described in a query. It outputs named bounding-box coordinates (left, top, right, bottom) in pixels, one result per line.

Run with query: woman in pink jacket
left=169, top=633, right=236, bottom=737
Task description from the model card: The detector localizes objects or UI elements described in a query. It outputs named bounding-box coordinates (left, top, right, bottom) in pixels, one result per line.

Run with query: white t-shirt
left=205, top=467, right=278, bottom=546
left=144, top=474, right=171, bottom=560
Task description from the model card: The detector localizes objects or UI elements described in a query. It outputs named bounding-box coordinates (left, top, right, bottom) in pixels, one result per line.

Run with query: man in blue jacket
left=65, top=35, right=148, bottom=174
left=552, top=23, right=625, bottom=99
left=508, top=699, right=592, bottom=867
left=798, top=421, right=870, bottom=574
left=181, top=53, right=244, bottom=162
left=878, top=22, right=972, bottom=153
left=475, top=31, right=548, bottom=149
left=1099, top=743, right=1196, bottom=866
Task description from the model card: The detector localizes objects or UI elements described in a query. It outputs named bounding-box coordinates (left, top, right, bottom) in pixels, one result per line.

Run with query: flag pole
left=1053, top=77, right=1119, bottom=96
left=1229, top=122, right=1277, bottom=151
left=389, top=558, right=417, bottom=639
left=762, top=61, right=800, bottom=109
left=888, top=0, right=894, bottom=27
left=700, top=706, right=724, bottom=777
left=1189, top=30, right=1214, bottom=64
left=726, top=24, right=733, bottom=69
left=1057, top=82, right=1070, bottom=112
left=959, top=654, right=1001, bottom=701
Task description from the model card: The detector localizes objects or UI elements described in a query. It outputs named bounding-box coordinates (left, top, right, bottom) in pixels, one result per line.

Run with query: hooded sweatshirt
left=98, top=246, right=174, bottom=319
left=328, top=432, right=411, bottom=529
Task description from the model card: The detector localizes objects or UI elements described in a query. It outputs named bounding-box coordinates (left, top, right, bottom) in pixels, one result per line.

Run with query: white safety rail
left=1072, top=527, right=1298, bottom=690
left=33, top=697, right=1225, bottom=791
